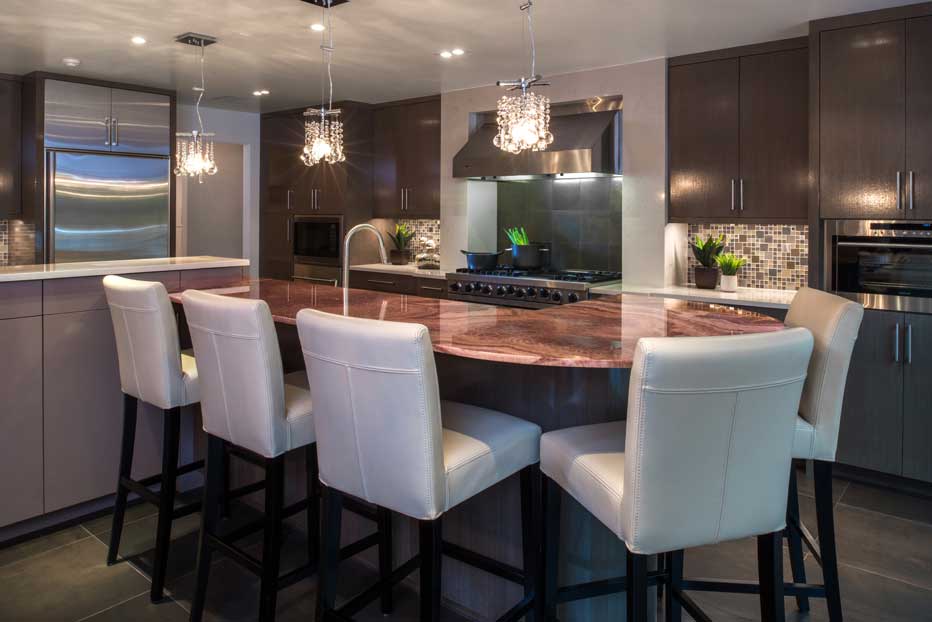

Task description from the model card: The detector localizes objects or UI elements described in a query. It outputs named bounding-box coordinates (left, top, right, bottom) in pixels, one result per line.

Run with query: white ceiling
left=0, top=0, right=911, bottom=112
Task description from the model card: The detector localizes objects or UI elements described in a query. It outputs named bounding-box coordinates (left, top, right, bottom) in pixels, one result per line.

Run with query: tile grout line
left=834, top=499, right=932, bottom=530
left=0, top=532, right=97, bottom=570
left=838, top=559, right=932, bottom=594
left=71, top=589, right=151, bottom=622
left=83, top=524, right=156, bottom=586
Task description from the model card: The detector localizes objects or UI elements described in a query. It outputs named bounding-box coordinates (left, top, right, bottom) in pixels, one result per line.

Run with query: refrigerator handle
left=112, top=117, right=119, bottom=146
left=47, top=152, right=56, bottom=261
left=104, top=117, right=111, bottom=147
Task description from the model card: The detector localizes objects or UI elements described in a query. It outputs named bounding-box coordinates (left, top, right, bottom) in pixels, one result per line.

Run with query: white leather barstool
left=103, top=275, right=203, bottom=603
left=540, top=329, right=814, bottom=622
left=296, top=309, right=543, bottom=622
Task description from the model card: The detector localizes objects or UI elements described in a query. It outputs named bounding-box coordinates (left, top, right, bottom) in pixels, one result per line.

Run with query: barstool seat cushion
left=793, top=416, right=817, bottom=460
left=541, top=421, right=627, bottom=540
left=180, top=350, right=200, bottom=407
left=441, top=400, right=542, bottom=511
left=281, top=371, right=315, bottom=451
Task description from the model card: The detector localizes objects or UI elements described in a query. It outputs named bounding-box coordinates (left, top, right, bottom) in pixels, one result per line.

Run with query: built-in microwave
left=826, top=220, right=932, bottom=313
left=293, top=215, right=342, bottom=267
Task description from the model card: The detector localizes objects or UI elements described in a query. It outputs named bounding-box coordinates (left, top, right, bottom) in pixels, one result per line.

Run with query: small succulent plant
left=715, top=253, right=748, bottom=276
left=388, top=223, right=415, bottom=250
left=504, top=226, right=530, bottom=246
left=691, top=234, right=726, bottom=268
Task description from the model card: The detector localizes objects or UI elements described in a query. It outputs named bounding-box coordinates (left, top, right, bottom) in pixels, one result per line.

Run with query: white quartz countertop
left=0, top=256, right=250, bottom=283
left=349, top=263, right=450, bottom=280
left=590, top=283, right=797, bottom=309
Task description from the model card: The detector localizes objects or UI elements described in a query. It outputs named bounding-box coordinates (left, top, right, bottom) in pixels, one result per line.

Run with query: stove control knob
left=568, top=292, right=580, bottom=303
left=463, top=283, right=474, bottom=293
left=495, top=286, right=507, bottom=296
left=551, top=291, right=563, bottom=303
left=515, top=288, right=527, bottom=299
left=538, top=288, right=550, bottom=299
left=506, top=285, right=516, bottom=295
left=482, top=285, right=493, bottom=295
left=526, top=287, right=537, bottom=298
left=449, top=282, right=461, bottom=292
left=473, top=282, right=484, bottom=294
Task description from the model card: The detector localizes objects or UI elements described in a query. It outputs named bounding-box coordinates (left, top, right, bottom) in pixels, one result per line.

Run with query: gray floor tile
left=0, top=536, right=150, bottom=622
left=82, top=502, right=159, bottom=536
left=96, top=512, right=203, bottom=584
left=80, top=592, right=189, bottom=622
left=839, top=481, right=932, bottom=526
left=0, top=524, right=93, bottom=569
left=794, top=468, right=849, bottom=502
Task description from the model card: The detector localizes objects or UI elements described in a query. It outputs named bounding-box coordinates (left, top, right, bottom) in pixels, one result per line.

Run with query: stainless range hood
left=452, top=98, right=622, bottom=180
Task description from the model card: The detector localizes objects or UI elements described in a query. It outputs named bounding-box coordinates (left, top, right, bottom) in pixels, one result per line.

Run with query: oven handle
left=836, top=241, right=932, bottom=250
left=294, top=276, right=338, bottom=287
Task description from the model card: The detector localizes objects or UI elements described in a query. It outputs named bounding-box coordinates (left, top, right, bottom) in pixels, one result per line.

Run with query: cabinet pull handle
left=897, top=171, right=903, bottom=210
left=730, top=179, right=736, bottom=211
left=401, top=188, right=406, bottom=211
left=421, top=285, right=443, bottom=292
left=286, top=217, right=291, bottom=242
left=739, top=178, right=745, bottom=212
left=367, top=279, right=395, bottom=286
left=287, top=189, right=294, bottom=211
left=895, top=322, right=901, bottom=363
left=104, top=117, right=111, bottom=146
left=910, top=171, right=915, bottom=211
left=907, top=323, right=913, bottom=364
left=112, top=117, right=119, bottom=146
left=295, top=276, right=338, bottom=287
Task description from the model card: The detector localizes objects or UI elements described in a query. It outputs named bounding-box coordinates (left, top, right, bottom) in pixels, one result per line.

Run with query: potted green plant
left=715, top=253, right=747, bottom=292
left=691, top=233, right=725, bottom=289
left=388, top=223, right=415, bottom=265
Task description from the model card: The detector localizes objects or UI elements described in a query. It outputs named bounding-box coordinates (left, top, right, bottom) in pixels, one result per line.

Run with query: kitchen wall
left=686, top=223, right=808, bottom=290
left=0, top=219, right=36, bottom=266
left=496, top=177, right=623, bottom=271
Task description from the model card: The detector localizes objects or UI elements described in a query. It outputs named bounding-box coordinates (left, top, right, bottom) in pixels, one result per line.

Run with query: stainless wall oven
left=826, top=220, right=932, bottom=313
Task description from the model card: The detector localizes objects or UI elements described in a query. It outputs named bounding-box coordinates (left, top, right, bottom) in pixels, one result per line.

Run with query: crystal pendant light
left=494, top=1, right=554, bottom=154
left=174, top=35, right=219, bottom=183
left=302, top=0, right=345, bottom=166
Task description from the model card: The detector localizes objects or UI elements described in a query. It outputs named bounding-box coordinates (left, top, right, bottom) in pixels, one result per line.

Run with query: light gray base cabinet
left=837, top=309, right=932, bottom=483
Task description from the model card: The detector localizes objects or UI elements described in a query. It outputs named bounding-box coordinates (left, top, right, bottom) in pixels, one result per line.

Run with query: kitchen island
left=171, top=278, right=783, bottom=621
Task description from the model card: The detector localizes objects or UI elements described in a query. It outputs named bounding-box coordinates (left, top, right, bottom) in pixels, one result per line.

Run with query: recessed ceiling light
left=131, top=35, right=147, bottom=45
left=440, top=50, right=453, bottom=59
left=310, top=23, right=326, bottom=32
left=452, top=48, right=465, bottom=56
left=253, top=89, right=271, bottom=96
left=62, top=57, right=81, bottom=68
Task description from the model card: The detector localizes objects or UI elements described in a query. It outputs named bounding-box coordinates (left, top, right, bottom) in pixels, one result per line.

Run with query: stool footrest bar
left=681, top=578, right=827, bottom=598
left=442, top=540, right=524, bottom=585
left=556, top=570, right=665, bottom=604
left=672, top=587, right=714, bottom=622
left=336, top=555, right=420, bottom=618
left=496, top=594, right=534, bottom=622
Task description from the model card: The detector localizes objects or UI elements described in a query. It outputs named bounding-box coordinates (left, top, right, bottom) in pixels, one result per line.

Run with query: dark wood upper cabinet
left=260, top=113, right=309, bottom=213
left=0, top=76, right=22, bottom=217
left=820, top=21, right=906, bottom=219
left=739, top=48, right=809, bottom=220
left=668, top=39, right=808, bottom=223
left=907, top=16, right=932, bottom=219
left=668, top=59, right=740, bottom=220
left=373, top=96, right=441, bottom=219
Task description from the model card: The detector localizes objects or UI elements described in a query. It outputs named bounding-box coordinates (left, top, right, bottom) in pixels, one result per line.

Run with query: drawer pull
left=420, top=286, right=443, bottom=292
left=367, top=279, right=396, bottom=286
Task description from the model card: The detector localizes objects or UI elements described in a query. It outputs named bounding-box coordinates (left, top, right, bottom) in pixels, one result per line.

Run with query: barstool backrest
left=181, top=289, right=288, bottom=458
left=295, top=309, right=445, bottom=519
left=621, top=328, right=813, bottom=555
left=103, top=275, right=184, bottom=410
left=784, top=287, right=864, bottom=461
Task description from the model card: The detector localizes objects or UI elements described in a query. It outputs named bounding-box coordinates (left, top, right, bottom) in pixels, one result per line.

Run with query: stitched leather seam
left=631, top=341, right=651, bottom=546
left=255, top=304, right=280, bottom=458
left=208, top=331, right=235, bottom=446
left=643, top=375, right=808, bottom=394
left=186, top=322, right=261, bottom=340
left=109, top=302, right=159, bottom=313
left=573, top=456, right=623, bottom=503
left=714, top=392, right=740, bottom=544
left=414, top=327, right=439, bottom=516
left=302, top=349, right=419, bottom=374
left=119, top=308, right=145, bottom=404
left=345, top=363, right=370, bottom=500
left=810, top=305, right=856, bottom=459
left=445, top=446, right=493, bottom=474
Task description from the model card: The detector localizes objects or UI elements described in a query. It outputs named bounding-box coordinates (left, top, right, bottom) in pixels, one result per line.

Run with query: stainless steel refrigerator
left=43, top=79, right=172, bottom=263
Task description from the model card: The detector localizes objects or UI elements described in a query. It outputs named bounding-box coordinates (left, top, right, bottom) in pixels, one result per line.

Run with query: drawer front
left=416, top=278, right=447, bottom=299
left=43, top=271, right=181, bottom=315
left=0, top=281, right=42, bottom=319
left=179, top=267, right=246, bottom=290
left=349, top=270, right=416, bottom=294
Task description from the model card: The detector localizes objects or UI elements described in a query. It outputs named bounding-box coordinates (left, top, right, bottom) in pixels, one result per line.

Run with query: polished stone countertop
left=590, top=283, right=798, bottom=309
left=349, top=262, right=449, bottom=280
left=170, top=278, right=784, bottom=368
left=0, top=256, right=250, bottom=283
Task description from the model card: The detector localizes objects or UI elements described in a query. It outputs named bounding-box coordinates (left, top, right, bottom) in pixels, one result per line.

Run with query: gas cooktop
left=447, top=267, right=622, bottom=309
left=453, top=267, right=622, bottom=283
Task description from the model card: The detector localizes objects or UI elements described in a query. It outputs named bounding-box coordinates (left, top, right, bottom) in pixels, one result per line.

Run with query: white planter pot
left=720, top=274, right=738, bottom=292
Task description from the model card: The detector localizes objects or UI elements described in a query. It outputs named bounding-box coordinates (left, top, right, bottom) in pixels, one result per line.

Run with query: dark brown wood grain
left=668, top=37, right=808, bottom=67
left=668, top=59, right=740, bottom=220
left=819, top=21, right=906, bottom=219
left=906, top=16, right=932, bottom=219
left=903, top=313, right=932, bottom=482
left=0, top=76, right=22, bottom=217
left=739, top=48, right=809, bottom=220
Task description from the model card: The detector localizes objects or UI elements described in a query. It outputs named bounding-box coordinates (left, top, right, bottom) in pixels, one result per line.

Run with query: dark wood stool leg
left=258, top=456, right=285, bottom=622
left=191, top=434, right=225, bottom=622
left=626, top=549, right=649, bottom=622
left=786, top=468, right=810, bottom=612
left=664, top=550, right=683, bottom=622
left=150, top=406, right=181, bottom=602
left=317, top=484, right=344, bottom=622
left=758, top=531, right=785, bottom=622
left=542, top=475, right=562, bottom=622
left=815, top=460, right=843, bottom=622
left=306, top=445, right=320, bottom=567
left=377, top=507, right=394, bottom=614
left=520, top=465, right=541, bottom=622
left=219, top=441, right=231, bottom=518
left=419, top=517, right=443, bottom=622
left=107, top=394, right=137, bottom=566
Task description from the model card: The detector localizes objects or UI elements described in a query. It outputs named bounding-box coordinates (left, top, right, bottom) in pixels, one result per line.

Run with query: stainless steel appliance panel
left=44, top=80, right=112, bottom=151
left=49, top=152, right=170, bottom=262
left=110, top=88, right=171, bottom=156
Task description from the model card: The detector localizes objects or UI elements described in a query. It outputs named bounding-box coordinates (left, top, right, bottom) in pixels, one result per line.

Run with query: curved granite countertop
left=171, top=278, right=784, bottom=368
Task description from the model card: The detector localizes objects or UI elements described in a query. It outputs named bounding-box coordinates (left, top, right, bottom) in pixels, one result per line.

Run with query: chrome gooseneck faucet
left=343, top=223, right=388, bottom=290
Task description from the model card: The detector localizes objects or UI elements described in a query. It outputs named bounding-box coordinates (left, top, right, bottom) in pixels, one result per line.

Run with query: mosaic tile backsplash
left=0, top=220, right=36, bottom=266
left=397, top=218, right=441, bottom=258
left=687, top=223, right=808, bottom=290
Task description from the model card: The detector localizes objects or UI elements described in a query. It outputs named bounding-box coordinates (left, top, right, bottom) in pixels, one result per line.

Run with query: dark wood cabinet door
left=261, top=114, right=308, bottom=213
left=820, top=21, right=906, bottom=218
left=903, top=313, right=932, bottom=482
left=311, top=161, right=348, bottom=214
left=837, top=309, right=904, bottom=475
left=260, top=211, right=293, bottom=279
left=0, top=77, right=21, bottom=217
left=403, top=98, right=441, bottom=218
left=907, top=16, right=932, bottom=219
left=739, top=48, right=808, bottom=220
left=348, top=270, right=417, bottom=294
left=373, top=105, right=403, bottom=217
left=668, top=59, right=740, bottom=220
